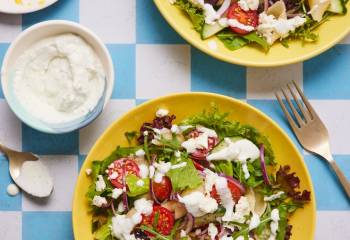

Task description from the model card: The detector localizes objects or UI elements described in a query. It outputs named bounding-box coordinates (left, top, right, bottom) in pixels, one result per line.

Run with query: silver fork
left=275, top=81, right=350, bottom=198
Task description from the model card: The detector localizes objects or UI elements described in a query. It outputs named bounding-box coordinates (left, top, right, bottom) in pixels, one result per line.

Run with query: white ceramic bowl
left=1, top=20, right=114, bottom=134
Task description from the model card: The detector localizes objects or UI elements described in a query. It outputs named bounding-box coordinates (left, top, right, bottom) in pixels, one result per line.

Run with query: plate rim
left=0, top=0, right=58, bottom=14
left=72, top=92, right=316, bottom=239
left=153, top=0, right=350, bottom=67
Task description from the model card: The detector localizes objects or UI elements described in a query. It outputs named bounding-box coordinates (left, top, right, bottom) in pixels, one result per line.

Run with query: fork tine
left=281, top=88, right=305, bottom=127
left=292, top=80, right=316, bottom=119
left=275, top=91, right=299, bottom=131
left=287, top=83, right=312, bottom=123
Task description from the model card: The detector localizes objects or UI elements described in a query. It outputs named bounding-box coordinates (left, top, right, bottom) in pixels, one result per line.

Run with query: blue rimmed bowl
left=1, top=20, right=114, bottom=134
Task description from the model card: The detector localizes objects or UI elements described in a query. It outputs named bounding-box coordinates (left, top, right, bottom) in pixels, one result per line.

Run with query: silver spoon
left=0, top=144, right=53, bottom=198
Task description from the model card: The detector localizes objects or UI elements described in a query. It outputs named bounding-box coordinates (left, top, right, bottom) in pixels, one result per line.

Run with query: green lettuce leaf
left=126, top=174, right=150, bottom=197
left=167, top=158, right=202, bottom=191
left=94, top=219, right=112, bottom=240
left=175, top=0, right=205, bottom=32
left=217, top=31, right=270, bottom=52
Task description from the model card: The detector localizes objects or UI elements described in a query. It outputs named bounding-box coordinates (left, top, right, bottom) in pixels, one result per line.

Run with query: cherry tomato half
left=141, top=206, right=175, bottom=236
left=227, top=3, right=258, bottom=35
left=108, top=158, right=140, bottom=189
left=188, top=130, right=219, bottom=161
left=210, top=180, right=242, bottom=203
left=152, top=176, right=172, bottom=202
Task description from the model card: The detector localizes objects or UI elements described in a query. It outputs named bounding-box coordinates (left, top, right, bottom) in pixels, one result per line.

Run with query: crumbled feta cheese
left=238, top=0, right=259, bottom=11
left=149, top=165, right=155, bottom=178
left=135, top=149, right=145, bottom=157
left=111, top=198, right=154, bottom=240
left=136, top=179, right=144, bottom=187
left=92, top=196, right=107, bottom=207
left=112, top=188, right=123, bottom=199
left=171, top=162, right=187, bottom=169
left=134, top=198, right=153, bottom=216
left=180, top=230, right=187, bottom=238
left=143, top=130, right=149, bottom=136
left=249, top=213, right=261, bottom=230
left=85, top=168, right=92, bottom=175
left=220, top=236, right=233, bottom=240
left=156, top=108, right=169, bottom=117
left=95, top=175, right=106, bottom=192
left=264, top=191, right=285, bottom=202
left=139, top=164, right=149, bottom=178
left=181, top=132, right=209, bottom=153
left=171, top=124, right=180, bottom=134
left=108, top=172, right=118, bottom=180
left=242, top=162, right=250, bottom=179
left=208, top=40, right=218, bottom=50
left=174, top=151, right=181, bottom=158
left=257, top=13, right=306, bottom=45
left=269, top=209, right=280, bottom=240
left=208, top=223, right=218, bottom=240
left=118, top=201, right=126, bottom=212
left=179, top=191, right=218, bottom=217
left=155, top=161, right=172, bottom=173
left=196, top=125, right=218, bottom=137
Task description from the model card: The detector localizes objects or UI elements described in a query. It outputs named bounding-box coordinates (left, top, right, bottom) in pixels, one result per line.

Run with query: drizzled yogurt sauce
left=13, top=33, right=106, bottom=124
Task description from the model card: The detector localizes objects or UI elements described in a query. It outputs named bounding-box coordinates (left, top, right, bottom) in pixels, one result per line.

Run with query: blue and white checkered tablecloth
left=0, top=0, right=349, bottom=239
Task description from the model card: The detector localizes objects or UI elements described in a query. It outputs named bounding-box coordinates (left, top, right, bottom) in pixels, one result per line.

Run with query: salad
left=86, top=106, right=311, bottom=240
left=170, top=0, right=348, bottom=51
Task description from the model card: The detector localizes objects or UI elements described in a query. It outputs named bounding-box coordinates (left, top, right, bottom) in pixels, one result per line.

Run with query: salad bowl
left=153, top=0, right=350, bottom=67
left=72, top=92, right=316, bottom=240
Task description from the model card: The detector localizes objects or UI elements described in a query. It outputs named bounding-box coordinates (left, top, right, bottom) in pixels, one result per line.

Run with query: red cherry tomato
left=227, top=3, right=258, bottom=35
left=152, top=176, right=172, bottom=202
left=141, top=206, right=175, bottom=236
left=108, top=158, right=140, bottom=188
left=210, top=180, right=242, bottom=203
left=188, top=130, right=219, bottom=161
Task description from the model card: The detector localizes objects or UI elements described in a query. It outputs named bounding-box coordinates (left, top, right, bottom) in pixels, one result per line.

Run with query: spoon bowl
left=0, top=144, right=53, bottom=198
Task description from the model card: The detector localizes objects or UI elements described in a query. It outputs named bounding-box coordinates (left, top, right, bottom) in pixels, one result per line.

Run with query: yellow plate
left=72, top=93, right=316, bottom=240
left=153, top=0, right=350, bottom=67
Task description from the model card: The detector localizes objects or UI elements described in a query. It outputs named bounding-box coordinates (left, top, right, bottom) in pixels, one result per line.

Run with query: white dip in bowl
left=13, top=33, right=106, bottom=124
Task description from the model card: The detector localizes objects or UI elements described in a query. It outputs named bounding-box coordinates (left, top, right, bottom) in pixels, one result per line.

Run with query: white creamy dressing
left=207, top=138, right=260, bottom=179
left=13, top=33, right=106, bottom=124
left=95, top=175, right=106, bottom=192
left=208, top=223, right=218, bottom=240
left=269, top=209, right=280, bottom=240
left=238, top=0, right=259, bottom=11
left=15, top=160, right=53, bottom=197
left=181, top=125, right=217, bottom=153
left=264, top=191, right=285, bottom=202
left=257, top=13, right=306, bottom=44
left=7, top=183, right=20, bottom=196
left=111, top=198, right=153, bottom=240
left=135, top=149, right=145, bottom=157
left=178, top=191, right=218, bottom=217
left=249, top=213, right=261, bottom=230
left=208, top=40, right=218, bottom=50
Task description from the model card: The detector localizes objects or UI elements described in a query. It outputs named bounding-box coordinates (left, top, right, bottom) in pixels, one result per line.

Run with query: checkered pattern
left=0, top=0, right=349, bottom=239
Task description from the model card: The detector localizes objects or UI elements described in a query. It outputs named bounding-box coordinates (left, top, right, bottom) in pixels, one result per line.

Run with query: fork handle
left=330, top=161, right=350, bottom=199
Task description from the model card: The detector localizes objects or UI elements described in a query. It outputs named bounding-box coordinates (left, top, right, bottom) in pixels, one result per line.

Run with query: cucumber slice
left=201, top=22, right=226, bottom=40
left=211, top=137, right=243, bottom=154
left=328, top=0, right=347, bottom=14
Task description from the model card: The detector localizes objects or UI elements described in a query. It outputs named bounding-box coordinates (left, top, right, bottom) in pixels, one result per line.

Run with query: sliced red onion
left=216, top=0, right=231, bottom=17
left=219, top=173, right=246, bottom=194
left=111, top=200, right=116, bottom=215
left=150, top=179, right=161, bottom=205
left=185, top=213, right=195, bottom=234
left=122, top=164, right=129, bottom=211
left=198, top=228, right=208, bottom=236
left=260, top=144, right=271, bottom=185
left=264, top=0, right=269, bottom=11
left=217, top=225, right=227, bottom=239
